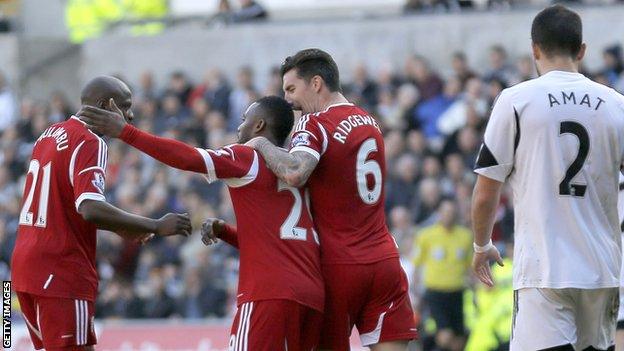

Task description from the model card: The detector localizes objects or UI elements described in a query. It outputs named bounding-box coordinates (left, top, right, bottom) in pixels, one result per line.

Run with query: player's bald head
left=80, top=76, right=131, bottom=106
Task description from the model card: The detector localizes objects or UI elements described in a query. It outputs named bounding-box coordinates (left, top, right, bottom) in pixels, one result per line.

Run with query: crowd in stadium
left=0, top=42, right=623, bottom=349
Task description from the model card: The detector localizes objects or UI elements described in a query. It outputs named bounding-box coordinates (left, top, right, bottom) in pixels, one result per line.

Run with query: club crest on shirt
left=92, top=172, right=105, bottom=194
left=291, top=133, right=310, bottom=148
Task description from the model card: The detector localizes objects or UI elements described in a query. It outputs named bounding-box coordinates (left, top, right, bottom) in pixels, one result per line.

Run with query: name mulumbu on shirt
left=36, top=126, right=69, bottom=151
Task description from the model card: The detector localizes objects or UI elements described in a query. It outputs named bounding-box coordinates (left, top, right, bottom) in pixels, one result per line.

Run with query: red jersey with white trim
left=11, top=116, right=107, bottom=302
left=290, top=103, right=399, bottom=264
left=196, top=144, right=324, bottom=312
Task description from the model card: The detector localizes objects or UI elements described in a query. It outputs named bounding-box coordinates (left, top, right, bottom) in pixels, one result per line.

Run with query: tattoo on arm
left=254, top=138, right=319, bottom=187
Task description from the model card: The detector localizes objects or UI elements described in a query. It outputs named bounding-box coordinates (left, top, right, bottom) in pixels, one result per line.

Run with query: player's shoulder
left=313, top=102, right=358, bottom=120
left=225, top=143, right=253, bottom=154
left=501, top=78, right=541, bottom=99
left=213, top=143, right=258, bottom=160
left=605, top=86, right=624, bottom=107
left=64, top=116, right=102, bottom=142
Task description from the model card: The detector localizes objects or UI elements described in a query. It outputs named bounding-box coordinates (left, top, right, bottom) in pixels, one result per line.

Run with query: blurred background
left=1, top=0, right=624, bottom=350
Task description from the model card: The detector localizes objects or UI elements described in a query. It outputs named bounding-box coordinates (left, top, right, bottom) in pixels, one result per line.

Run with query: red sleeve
left=121, top=125, right=257, bottom=185
left=289, top=114, right=326, bottom=160
left=218, top=224, right=239, bottom=248
left=71, top=137, right=107, bottom=211
left=120, top=124, right=207, bottom=173
left=195, top=144, right=258, bottom=184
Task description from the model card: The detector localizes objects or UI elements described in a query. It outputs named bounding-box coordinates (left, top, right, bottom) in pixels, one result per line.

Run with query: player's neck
left=537, top=58, right=579, bottom=76
left=257, top=132, right=279, bottom=147
left=317, top=92, right=349, bottom=113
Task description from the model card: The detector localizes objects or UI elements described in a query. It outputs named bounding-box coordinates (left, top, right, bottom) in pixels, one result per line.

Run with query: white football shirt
left=475, top=70, right=624, bottom=289
left=618, top=175, right=624, bottom=288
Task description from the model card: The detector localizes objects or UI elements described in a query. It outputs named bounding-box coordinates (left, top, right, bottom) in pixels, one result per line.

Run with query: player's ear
left=531, top=43, right=541, bottom=61
left=312, top=76, right=323, bottom=93
left=255, top=119, right=266, bottom=133
left=96, top=99, right=107, bottom=109
left=576, top=43, right=587, bottom=62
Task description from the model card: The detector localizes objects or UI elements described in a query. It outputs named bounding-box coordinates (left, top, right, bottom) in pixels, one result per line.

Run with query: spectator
left=183, top=98, right=210, bottom=147
left=0, top=72, right=16, bottom=133
left=228, top=66, right=258, bottom=131
left=405, top=55, right=444, bottom=101
left=483, top=45, right=519, bottom=86
left=451, top=52, right=477, bottom=87
left=264, top=66, right=284, bottom=96
left=438, top=77, right=487, bottom=136
left=386, top=153, right=420, bottom=212
left=602, top=44, right=624, bottom=87
left=219, top=0, right=267, bottom=23
left=415, top=177, right=441, bottom=225
left=165, top=71, right=194, bottom=106
left=412, top=76, right=461, bottom=142
left=142, top=267, right=177, bottom=318
left=516, top=55, right=536, bottom=82
left=49, top=91, right=73, bottom=123
left=204, top=68, right=232, bottom=117
left=348, top=64, right=378, bottom=111
left=156, top=93, right=189, bottom=133
left=413, top=200, right=472, bottom=351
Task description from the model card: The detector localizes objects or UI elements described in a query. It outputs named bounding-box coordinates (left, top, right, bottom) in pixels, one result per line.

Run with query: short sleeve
left=71, top=137, right=107, bottom=211
left=474, top=90, right=518, bottom=182
left=289, top=114, right=326, bottom=160
left=195, top=144, right=259, bottom=187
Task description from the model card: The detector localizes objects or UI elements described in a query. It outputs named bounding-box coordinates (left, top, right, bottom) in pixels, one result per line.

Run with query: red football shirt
left=196, top=144, right=324, bottom=312
left=290, top=103, right=399, bottom=265
left=11, top=116, right=107, bottom=301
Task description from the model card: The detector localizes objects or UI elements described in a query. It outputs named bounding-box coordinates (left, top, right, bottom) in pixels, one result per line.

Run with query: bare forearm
left=79, top=200, right=156, bottom=236
left=471, top=176, right=503, bottom=245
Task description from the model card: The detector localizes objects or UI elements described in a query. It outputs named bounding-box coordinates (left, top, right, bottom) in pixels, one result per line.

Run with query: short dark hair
left=257, top=95, right=294, bottom=146
left=531, top=5, right=583, bottom=58
left=280, top=48, right=341, bottom=92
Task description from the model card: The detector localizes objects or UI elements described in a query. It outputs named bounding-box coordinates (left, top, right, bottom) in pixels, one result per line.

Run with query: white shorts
left=511, top=287, right=618, bottom=351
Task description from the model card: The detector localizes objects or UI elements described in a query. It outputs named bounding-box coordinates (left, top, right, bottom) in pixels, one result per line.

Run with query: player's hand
left=201, top=218, right=225, bottom=246
left=78, top=98, right=127, bottom=138
left=472, top=245, right=504, bottom=287
left=155, top=213, right=192, bottom=237
left=244, top=136, right=268, bottom=149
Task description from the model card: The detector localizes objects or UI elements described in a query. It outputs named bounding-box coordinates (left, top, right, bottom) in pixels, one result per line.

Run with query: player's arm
left=78, top=101, right=207, bottom=173
left=201, top=218, right=239, bottom=248
left=247, top=136, right=318, bottom=187
left=78, top=104, right=253, bottom=180
left=471, top=90, right=515, bottom=287
left=70, top=135, right=192, bottom=240
left=79, top=200, right=191, bottom=238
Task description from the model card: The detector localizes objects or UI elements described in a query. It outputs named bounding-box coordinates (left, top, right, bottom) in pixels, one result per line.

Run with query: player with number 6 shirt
left=78, top=95, right=324, bottom=351
left=246, top=49, right=417, bottom=351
